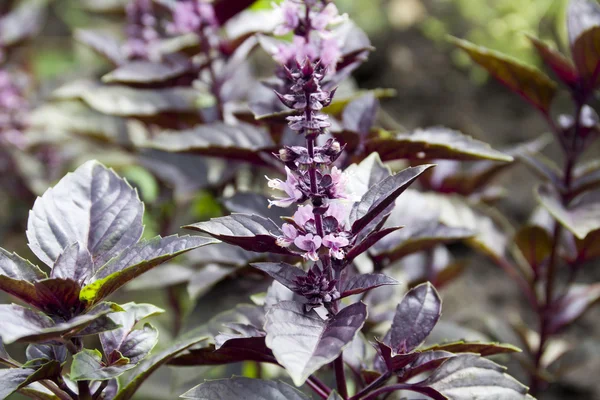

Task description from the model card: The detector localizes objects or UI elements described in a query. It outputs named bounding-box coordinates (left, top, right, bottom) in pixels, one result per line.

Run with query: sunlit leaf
left=368, top=127, right=513, bottom=162
left=451, top=37, right=557, bottom=114
left=181, top=377, right=311, bottom=400
left=265, top=301, right=367, bottom=386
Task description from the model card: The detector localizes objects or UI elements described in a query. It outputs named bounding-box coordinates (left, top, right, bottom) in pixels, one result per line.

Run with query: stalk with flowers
left=178, top=1, right=535, bottom=399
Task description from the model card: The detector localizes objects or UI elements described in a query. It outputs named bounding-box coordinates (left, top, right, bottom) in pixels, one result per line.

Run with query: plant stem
left=56, top=375, right=80, bottom=399
left=334, top=355, right=348, bottom=399
left=306, top=376, right=330, bottom=399
left=349, top=371, right=391, bottom=400
left=78, top=381, right=93, bottom=400
left=39, top=381, right=74, bottom=400
left=530, top=100, right=583, bottom=395
left=92, top=381, right=109, bottom=400
left=360, top=383, right=439, bottom=400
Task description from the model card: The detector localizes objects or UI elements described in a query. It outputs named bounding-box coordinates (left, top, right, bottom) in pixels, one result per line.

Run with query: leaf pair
left=0, top=161, right=217, bottom=344
left=70, top=303, right=163, bottom=381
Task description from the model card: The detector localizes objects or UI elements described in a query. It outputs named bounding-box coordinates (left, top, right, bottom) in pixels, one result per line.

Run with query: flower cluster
left=167, top=0, right=218, bottom=36
left=277, top=203, right=351, bottom=261
left=293, top=264, right=339, bottom=309
left=0, top=69, right=27, bottom=148
left=272, top=0, right=345, bottom=69
left=124, top=0, right=159, bottom=60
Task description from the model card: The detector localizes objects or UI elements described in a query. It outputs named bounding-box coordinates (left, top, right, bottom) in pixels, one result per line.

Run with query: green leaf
left=265, top=301, right=367, bottom=386
left=421, top=354, right=533, bottom=399
left=367, top=127, right=513, bottom=162
left=451, top=37, right=557, bottom=114
left=536, top=185, right=600, bottom=239
left=80, top=235, right=217, bottom=304
left=113, top=331, right=208, bottom=400
left=181, top=377, right=311, bottom=400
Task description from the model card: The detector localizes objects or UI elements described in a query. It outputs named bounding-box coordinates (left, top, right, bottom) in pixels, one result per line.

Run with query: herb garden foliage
left=0, top=0, right=598, bottom=399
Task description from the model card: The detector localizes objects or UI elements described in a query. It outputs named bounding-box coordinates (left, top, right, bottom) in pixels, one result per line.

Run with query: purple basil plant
left=172, top=1, right=534, bottom=399
left=449, top=0, right=600, bottom=396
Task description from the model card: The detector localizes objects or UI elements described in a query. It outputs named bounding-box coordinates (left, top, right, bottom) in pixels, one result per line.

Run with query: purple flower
left=328, top=166, right=348, bottom=199
left=266, top=167, right=303, bottom=207
left=294, top=233, right=322, bottom=261
left=168, top=0, right=217, bottom=35
left=277, top=223, right=299, bottom=247
left=274, top=0, right=301, bottom=36
left=325, top=201, right=349, bottom=227
left=293, top=204, right=314, bottom=227
left=124, top=0, right=159, bottom=60
left=322, top=233, right=349, bottom=259
left=312, top=3, right=344, bottom=32
left=320, top=36, right=341, bottom=69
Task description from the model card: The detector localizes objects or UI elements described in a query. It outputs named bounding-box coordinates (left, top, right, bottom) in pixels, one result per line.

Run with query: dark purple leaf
left=537, top=185, right=600, bottom=239
left=33, top=278, right=83, bottom=316
left=187, top=264, right=235, bottom=300
left=343, top=153, right=391, bottom=198
left=181, top=377, right=311, bottom=400
left=250, top=262, right=305, bottom=292
left=452, top=37, right=557, bottom=114
left=367, top=127, right=513, bottom=162
left=0, top=248, right=46, bottom=282
left=340, top=273, right=398, bottom=298
left=0, top=0, right=48, bottom=47
left=342, top=93, right=378, bottom=135
left=529, top=36, right=579, bottom=88
left=346, top=227, right=403, bottom=262
left=185, top=214, right=293, bottom=255
left=0, top=360, right=61, bottom=399
left=168, top=338, right=275, bottom=366
left=102, top=59, right=191, bottom=84
left=71, top=349, right=130, bottom=381
left=420, top=354, right=533, bottom=399
left=350, top=165, right=434, bottom=235
left=74, top=29, right=125, bottom=66
left=26, top=344, right=68, bottom=365
left=400, top=351, right=455, bottom=380
left=100, top=303, right=163, bottom=364
left=572, top=160, right=600, bottom=198
left=51, top=242, right=94, bottom=283
left=143, top=122, right=276, bottom=165
left=113, top=331, right=208, bottom=400
left=0, top=302, right=119, bottom=344
left=80, top=235, right=217, bottom=304
left=390, top=283, right=441, bottom=353
left=27, top=160, right=144, bottom=269
left=572, top=26, right=600, bottom=91
left=76, top=85, right=201, bottom=117
left=223, top=192, right=287, bottom=222
left=548, top=283, right=600, bottom=333
left=265, top=301, right=367, bottom=386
